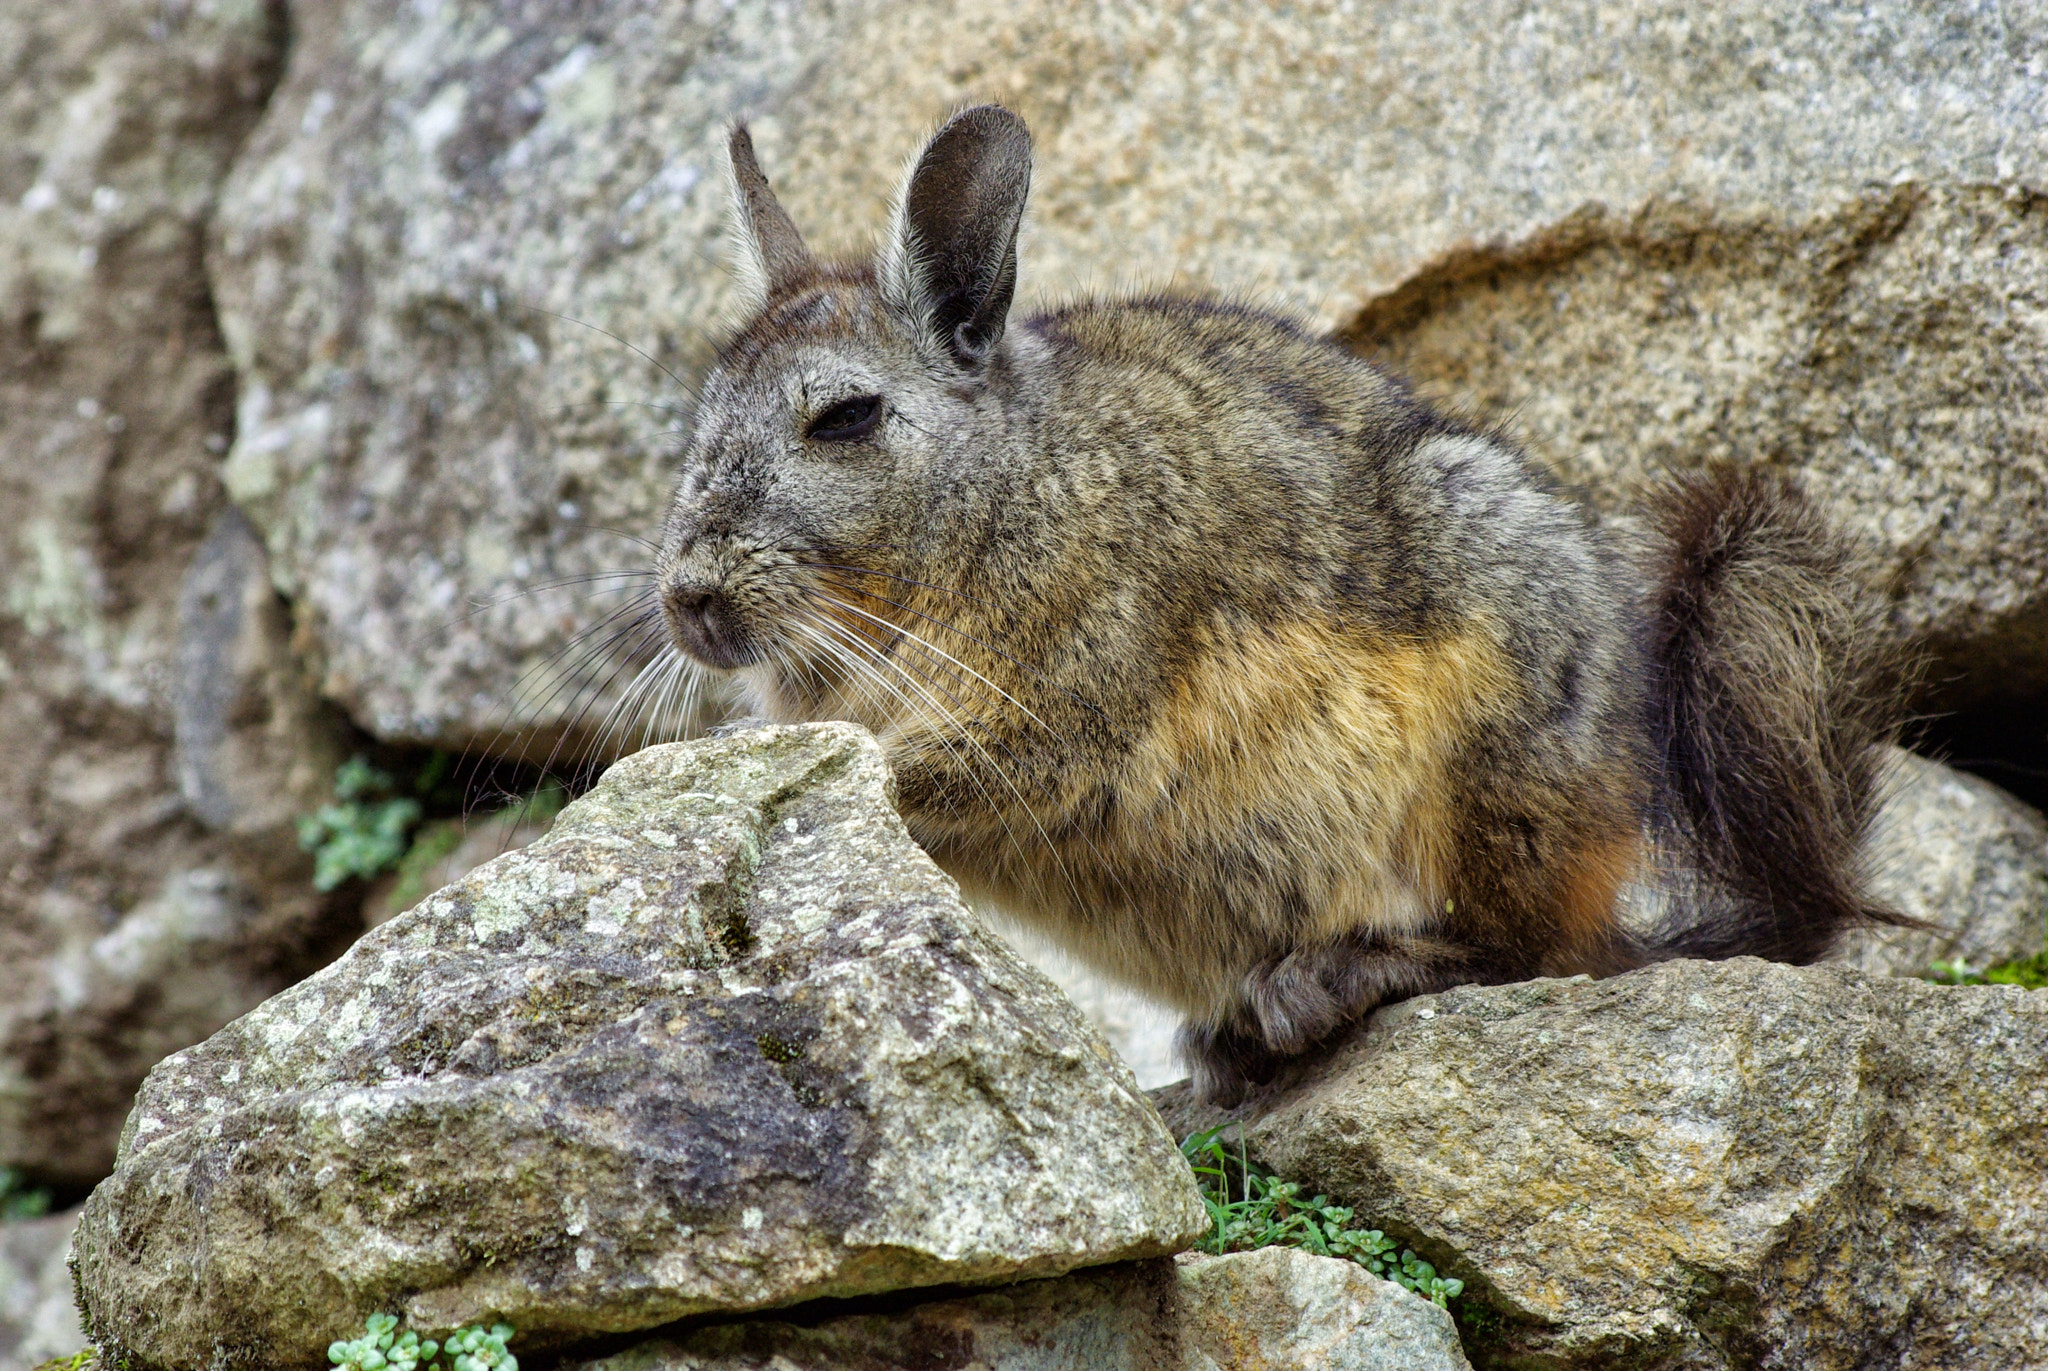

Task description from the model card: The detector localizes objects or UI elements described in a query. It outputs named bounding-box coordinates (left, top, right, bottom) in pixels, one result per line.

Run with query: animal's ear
left=726, top=122, right=813, bottom=299
left=882, top=105, right=1032, bottom=368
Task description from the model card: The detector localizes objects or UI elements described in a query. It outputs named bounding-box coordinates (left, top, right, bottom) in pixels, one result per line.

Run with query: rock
left=0, top=1210, right=84, bottom=1371
left=1156, top=959, right=2048, bottom=1371
left=1837, top=748, right=2048, bottom=977
left=1173, top=1249, right=1471, bottom=1371
left=565, top=1248, right=1470, bottom=1371
left=209, top=1, right=2047, bottom=749
left=359, top=827, right=1190, bottom=1085
left=988, top=918, right=1183, bottom=1090
left=74, top=724, right=1204, bottom=1371
left=0, top=0, right=353, bottom=1186
left=361, top=812, right=554, bottom=929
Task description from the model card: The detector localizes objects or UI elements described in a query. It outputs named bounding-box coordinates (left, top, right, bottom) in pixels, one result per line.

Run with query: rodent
left=652, top=105, right=1914, bottom=1104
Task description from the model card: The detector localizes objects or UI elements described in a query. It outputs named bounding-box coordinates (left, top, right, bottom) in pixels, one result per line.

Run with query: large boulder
left=0, top=0, right=352, bottom=1186
left=1838, top=748, right=2048, bottom=977
left=1158, top=960, right=2048, bottom=1370
left=73, top=724, right=1205, bottom=1371
left=210, top=0, right=2046, bottom=750
left=566, top=1249, right=1472, bottom=1371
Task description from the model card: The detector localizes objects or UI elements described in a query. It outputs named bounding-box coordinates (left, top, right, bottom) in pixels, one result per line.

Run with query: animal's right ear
left=881, top=105, right=1032, bottom=369
left=726, top=123, right=814, bottom=301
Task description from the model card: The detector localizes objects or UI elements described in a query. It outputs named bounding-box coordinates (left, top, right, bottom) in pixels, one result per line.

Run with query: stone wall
left=0, top=8, right=2044, bottom=1368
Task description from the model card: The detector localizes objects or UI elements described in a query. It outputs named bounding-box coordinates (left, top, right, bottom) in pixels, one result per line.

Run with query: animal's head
left=655, top=106, right=1033, bottom=691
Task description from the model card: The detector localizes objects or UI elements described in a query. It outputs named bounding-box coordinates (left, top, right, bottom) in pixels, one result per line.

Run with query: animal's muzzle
left=662, top=581, right=755, bottom=670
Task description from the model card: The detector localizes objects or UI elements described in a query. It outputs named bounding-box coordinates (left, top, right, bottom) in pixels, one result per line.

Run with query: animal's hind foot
left=1179, top=932, right=1488, bottom=1105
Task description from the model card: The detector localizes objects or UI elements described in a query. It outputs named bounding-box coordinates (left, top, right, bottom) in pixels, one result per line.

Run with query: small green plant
left=329, top=1315, right=516, bottom=1371
left=382, top=818, right=467, bottom=911
left=441, top=1322, right=519, bottom=1371
left=0, top=1165, right=53, bottom=1220
left=1927, top=949, right=2048, bottom=990
left=298, top=758, right=424, bottom=891
left=1180, top=1126, right=1465, bottom=1308
left=30, top=1350, right=95, bottom=1371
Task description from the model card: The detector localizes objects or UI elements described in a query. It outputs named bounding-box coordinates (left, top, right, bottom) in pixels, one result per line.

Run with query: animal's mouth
left=662, top=585, right=761, bottom=671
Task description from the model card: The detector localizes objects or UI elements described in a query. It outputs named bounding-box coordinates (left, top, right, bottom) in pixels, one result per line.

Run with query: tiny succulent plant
left=1181, top=1126, right=1466, bottom=1309
left=329, top=1315, right=515, bottom=1371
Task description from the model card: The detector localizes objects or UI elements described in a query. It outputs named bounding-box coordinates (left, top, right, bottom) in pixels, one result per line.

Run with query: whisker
left=798, top=561, right=1000, bottom=611
left=508, top=299, right=702, bottom=403
left=558, top=522, right=665, bottom=553
left=546, top=619, right=671, bottom=777
left=551, top=399, right=693, bottom=422
left=508, top=614, right=667, bottom=783
left=785, top=613, right=1040, bottom=880
left=800, top=573, right=1121, bottom=735
left=796, top=587, right=1068, bottom=744
left=591, top=644, right=685, bottom=760
left=795, top=611, right=1088, bottom=911
left=499, top=592, right=665, bottom=727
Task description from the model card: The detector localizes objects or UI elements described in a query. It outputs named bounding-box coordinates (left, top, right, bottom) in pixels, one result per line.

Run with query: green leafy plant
left=30, top=1350, right=95, bottom=1371
left=1927, top=950, right=2048, bottom=990
left=0, top=1165, right=53, bottom=1220
left=1180, top=1126, right=1465, bottom=1308
left=298, top=757, right=424, bottom=891
left=329, top=1315, right=516, bottom=1371
left=441, top=1322, right=519, bottom=1371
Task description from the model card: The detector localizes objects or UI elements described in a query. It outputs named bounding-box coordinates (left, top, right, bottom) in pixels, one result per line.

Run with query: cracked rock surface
left=74, top=724, right=1204, bottom=1371
left=566, top=1248, right=1472, bottom=1371
left=1158, top=960, right=2048, bottom=1370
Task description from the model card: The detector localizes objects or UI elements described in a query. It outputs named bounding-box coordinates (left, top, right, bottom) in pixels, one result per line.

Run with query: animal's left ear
left=726, top=122, right=814, bottom=300
left=881, top=105, right=1032, bottom=369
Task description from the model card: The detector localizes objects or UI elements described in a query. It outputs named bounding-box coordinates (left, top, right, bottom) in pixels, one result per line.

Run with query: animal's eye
left=806, top=394, right=882, bottom=442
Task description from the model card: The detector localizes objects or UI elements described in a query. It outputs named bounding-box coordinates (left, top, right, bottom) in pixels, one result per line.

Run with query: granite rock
left=73, top=724, right=1205, bottom=1371
left=564, top=1248, right=1470, bottom=1371
left=988, top=918, right=1183, bottom=1090
left=1838, top=748, right=2048, bottom=977
left=209, top=0, right=2048, bottom=749
left=0, top=0, right=350, bottom=1187
left=1157, top=959, right=2048, bottom=1370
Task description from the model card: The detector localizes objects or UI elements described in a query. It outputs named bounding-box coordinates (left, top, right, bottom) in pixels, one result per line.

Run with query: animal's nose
left=663, top=582, right=749, bottom=669
left=670, top=587, right=715, bottom=624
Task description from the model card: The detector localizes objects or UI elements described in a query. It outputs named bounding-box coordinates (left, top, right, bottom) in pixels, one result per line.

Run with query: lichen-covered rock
left=989, top=918, right=1182, bottom=1090
left=74, top=724, right=1204, bottom=1371
left=1157, top=960, right=2048, bottom=1370
left=1838, top=748, right=2048, bottom=977
left=1173, top=1249, right=1471, bottom=1371
left=566, top=1248, right=1470, bottom=1371
left=0, top=0, right=350, bottom=1186
left=210, top=0, right=2046, bottom=748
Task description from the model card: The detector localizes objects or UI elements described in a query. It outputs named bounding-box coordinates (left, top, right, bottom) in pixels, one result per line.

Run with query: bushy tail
left=1631, top=465, right=1918, bottom=965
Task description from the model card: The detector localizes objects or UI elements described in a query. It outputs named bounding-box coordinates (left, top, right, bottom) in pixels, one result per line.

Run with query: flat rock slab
left=74, top=724, right=1204, bottom=1371
left=1159, top=960, right=2048, bottom=1370
left=568, top=1248, right=1470, bottom=1371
